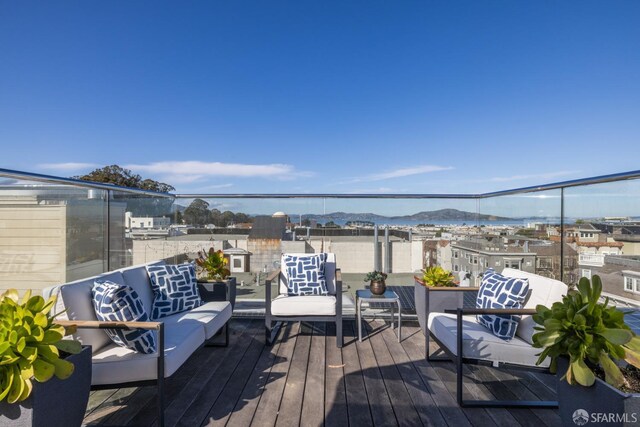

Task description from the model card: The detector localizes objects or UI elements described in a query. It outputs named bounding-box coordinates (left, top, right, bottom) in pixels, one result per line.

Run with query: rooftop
left=83, top=319, right=561, bottom=427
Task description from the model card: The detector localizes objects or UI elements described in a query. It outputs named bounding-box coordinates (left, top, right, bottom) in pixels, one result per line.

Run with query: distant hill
left=299, top=208, right=510, bottom=223
left=395, top=208, right=509, bottom=221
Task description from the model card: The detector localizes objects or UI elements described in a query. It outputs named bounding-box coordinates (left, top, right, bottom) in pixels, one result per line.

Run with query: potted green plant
left=195, top=247, right=236, bottom=309
left=414, top=266, right=476, bottom=336
left=0, top=289, right=91, bottom=427
left=364, top=271, right=387, bottom=295
left=532, top=275, right=640, bottom=426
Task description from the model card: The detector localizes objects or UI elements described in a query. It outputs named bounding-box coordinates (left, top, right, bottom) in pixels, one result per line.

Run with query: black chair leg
left=206, top=323, right=230, bottom=347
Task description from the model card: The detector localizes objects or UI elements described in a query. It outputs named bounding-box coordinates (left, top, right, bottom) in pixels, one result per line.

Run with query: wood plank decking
left=84, top=319, right=560, bottom=427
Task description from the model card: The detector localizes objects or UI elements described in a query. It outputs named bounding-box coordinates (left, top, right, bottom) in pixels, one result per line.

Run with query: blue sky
left=1, top=1, right=640, bottom=200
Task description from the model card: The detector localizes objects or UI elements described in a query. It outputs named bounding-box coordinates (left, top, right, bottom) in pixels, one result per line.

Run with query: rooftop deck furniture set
left=43, top=261, right=232, bottom=427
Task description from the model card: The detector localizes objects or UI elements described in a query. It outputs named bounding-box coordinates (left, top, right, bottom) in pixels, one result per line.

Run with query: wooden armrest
left=55, top=319, right=163, bottom=331
left=266, top=270, right=280, bottom=283
left=445, top=308, right=537, bottom=316
left=414, top=277, right=479, bottom=292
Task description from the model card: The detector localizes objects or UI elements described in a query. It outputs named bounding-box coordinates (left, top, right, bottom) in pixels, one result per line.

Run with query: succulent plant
left=532, top=275, right=640, bottom=388
left=0, top=289, right=82, bottom=403
left=195, top=247, right=230, bottom=281
left=421, top=266, right=456, bottom=287
left=364, top=271, right=387, bottom=282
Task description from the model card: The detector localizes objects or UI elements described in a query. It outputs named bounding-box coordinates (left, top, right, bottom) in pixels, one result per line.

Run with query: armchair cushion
left=146, top=263, right=203, bottom=319
left=92, top=280, right=157, bottom=354
left=428, top=312, right=549, bottom=367
left=270, top=295, right=336, bottom=316
left=476, top=269, right=529, bottom=340
left=282, top=253, right=328, bottom=296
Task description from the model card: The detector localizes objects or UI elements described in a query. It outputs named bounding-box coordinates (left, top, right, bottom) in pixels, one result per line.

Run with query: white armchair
left=427, top=268, right=567, bottom=407
left=265, top=253, right=344, bottom=347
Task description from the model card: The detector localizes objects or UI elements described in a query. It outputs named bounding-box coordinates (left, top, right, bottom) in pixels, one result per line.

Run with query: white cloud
left=487, top=170, right=580, bottom=183
left=38, top=162, right=99, bottom=171
left=347, top=165, right=453, bottom=183
left=125, top=161, right=311, bottom=182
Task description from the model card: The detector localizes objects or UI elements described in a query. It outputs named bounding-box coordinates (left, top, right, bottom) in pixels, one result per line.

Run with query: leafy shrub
left=532, top=275, right=640, bottom=388
left=0, top=289, right=82, bottom=403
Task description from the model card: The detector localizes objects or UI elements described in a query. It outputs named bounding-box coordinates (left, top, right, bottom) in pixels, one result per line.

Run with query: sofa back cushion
left=118, top=260, right=166, bottom=315
left=58, top=271, right=126, bottom=353
left=501, top=268, right=568, bottom=344
left=279, top=253, right=337, bottom=295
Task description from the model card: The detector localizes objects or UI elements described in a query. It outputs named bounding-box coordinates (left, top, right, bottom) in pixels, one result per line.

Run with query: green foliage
left=364, top=271, right=387, bottom=282
left=532, top=275, right=640, bottom=388
left=421, top=266, right=456, bottom=287
left=195, top=248, right=230, bottom=281
left=74, top=165, right=175, bottom=193
left=183, top=199, right=211, bottom=226
left=74, top=165, right=176, bottom=218
left=0, top=289, right=81, bottom=404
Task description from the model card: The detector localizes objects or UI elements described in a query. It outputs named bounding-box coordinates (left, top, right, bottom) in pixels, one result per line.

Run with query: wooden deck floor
left=83, top=319, right=560, bottom=427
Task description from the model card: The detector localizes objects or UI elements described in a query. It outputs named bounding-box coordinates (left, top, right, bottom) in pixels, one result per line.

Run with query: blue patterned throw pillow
left=92, top=280, right=157, bottom=354
left=476, top=269, right=529, bottom=340
left=146, top=263, right=202, bottom=319
left=283, top=253, right=328, bottom=296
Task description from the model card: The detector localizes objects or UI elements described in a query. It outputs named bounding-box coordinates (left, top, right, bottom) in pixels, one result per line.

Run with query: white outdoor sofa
left=43, top=261, right=232, bottom=427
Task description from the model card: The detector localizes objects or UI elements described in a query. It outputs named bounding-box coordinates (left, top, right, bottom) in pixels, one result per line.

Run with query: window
left=504, top=259, right=521, bottom=269
left=538, top=257, right=553, bottom=269
left=625, top=277, right=634, bottom=292
left=233, top=258, right=242, bottom=268
left=472, top=255, right=478, bottom=265
left=453, top=264, right=459, bottom=272
left=581, top=269, right=591, bottom=279
left=452, top=250, right=459, bottom=259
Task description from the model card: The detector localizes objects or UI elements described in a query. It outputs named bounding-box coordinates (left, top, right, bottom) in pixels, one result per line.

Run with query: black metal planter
left=0, top=345, right=92, bottom=427
left=197, top=277, right=237, bottom=309
left=557, top=357, right=640, bottom=426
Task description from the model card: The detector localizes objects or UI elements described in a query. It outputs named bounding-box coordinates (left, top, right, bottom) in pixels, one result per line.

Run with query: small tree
left=74, top=165, right=175, bottom=192
left=74, top=165, right=176, bottom=217
left=183, top=199, right=211, bottom=226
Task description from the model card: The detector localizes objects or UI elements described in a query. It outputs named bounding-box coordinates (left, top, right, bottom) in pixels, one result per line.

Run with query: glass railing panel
left=319, top=197, right=479, bottom=294
left=564, top=179, right=640, bottom=306
left=0, top=178, right=108, bottom=294
left=477, top=189, right=563, bottom=286
left=109, top=190, right=177, bottom=269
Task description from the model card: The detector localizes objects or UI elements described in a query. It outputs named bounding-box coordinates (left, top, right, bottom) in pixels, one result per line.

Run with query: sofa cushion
left=59, top=271, right=126, bottom=353
left=118, top=261, right=165, bottom=315
left=271, top=295, right=336, bottom=316
left=92, top=280, right=157, bottom=354
left=428, top=312, right=549, bottom=368
left=501, top=268, right=567, bottom=344
left=146, top=263, right=202, bottom=319
left=91, top=319, right=204, bottom=385
left=279, top=253, right=337, bottom=295
left=476, top=269, right=529, bottom=340
left=162, top=301, right=232, bottom=340
left=282, top=253, right=328, bottom=296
